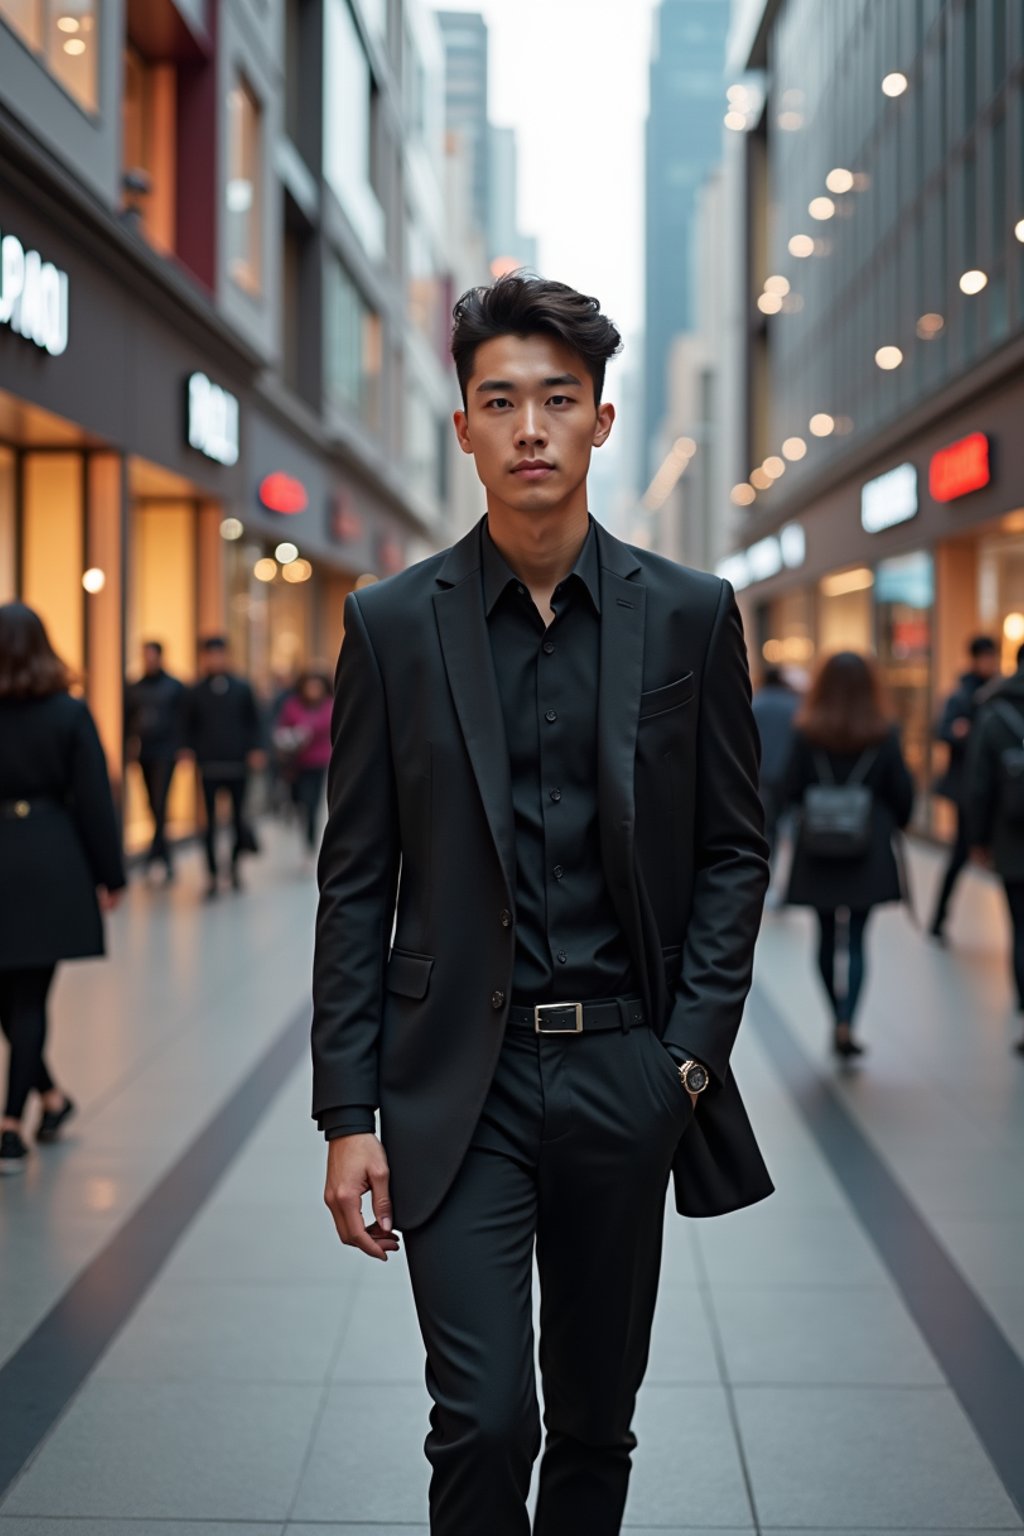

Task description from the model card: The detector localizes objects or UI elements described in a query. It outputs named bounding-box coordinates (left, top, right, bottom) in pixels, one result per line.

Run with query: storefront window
left=755, top=589, right=815, bottom=683
left=0, top=1, right=100, bottom=113
left=325, top=257, right=382, bottom=431
left=818, top=567, right=875, bottom=657
left=20, top=452, right=84, bottom=678
left=226, top=75, right=262, bottom=296
left=875, top=551, right=933, bottom=800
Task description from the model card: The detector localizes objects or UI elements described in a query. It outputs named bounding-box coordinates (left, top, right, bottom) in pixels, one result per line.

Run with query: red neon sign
left=929, top=432, right=991, bottom=503
left=258, top=472, right=308, bottom=515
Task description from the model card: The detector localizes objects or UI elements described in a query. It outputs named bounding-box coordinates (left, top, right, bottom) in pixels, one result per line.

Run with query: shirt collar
left=481, top=517, right=601, bottom=617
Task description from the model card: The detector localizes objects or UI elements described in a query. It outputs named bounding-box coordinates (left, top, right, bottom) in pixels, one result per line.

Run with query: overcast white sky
left=433, top=0, right=658, bottom=339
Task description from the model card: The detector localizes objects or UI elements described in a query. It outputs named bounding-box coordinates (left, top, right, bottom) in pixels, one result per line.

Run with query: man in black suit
left=182, top=637, right=264, bottom=898
left=124, top=640, right=185, bottom=881
left=312, top=275, right=771, bottom=1536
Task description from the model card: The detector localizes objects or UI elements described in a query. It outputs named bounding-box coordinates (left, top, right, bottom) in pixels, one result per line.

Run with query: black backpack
left=992, top=702, right=1024, bottom=824
left=801, top=747, right=879, bottom=859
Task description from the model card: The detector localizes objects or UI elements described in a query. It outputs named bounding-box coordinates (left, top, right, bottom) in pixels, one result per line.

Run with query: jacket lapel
left=433, top=522, right=516, bottom=898
left=595, top=525, right=647, bottom=976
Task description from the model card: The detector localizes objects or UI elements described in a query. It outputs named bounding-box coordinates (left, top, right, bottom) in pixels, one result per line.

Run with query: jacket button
left=500, top=910, right=513, bottom=928
left=491, top=990, right=506, bottom=1010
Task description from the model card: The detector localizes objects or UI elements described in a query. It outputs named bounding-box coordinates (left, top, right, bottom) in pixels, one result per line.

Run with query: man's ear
left=453, top=410, right=474, bottom=456
left=593, top=402, right=615, bottom=449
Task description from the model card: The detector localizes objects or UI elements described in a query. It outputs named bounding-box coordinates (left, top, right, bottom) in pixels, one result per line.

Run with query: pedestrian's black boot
left=37, top=1096, right=76, bottom=1144
left=0, top=1130, right=28, bottom=1175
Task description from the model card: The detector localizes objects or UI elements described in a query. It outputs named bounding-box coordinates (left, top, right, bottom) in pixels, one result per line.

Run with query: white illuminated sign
left=0, top=230, right=69, bottom=357
left=717, top=522, right=806, bottom=592
left=187, top=372, right=240, bottom=466
left=861, top=462, right=918, bottom=534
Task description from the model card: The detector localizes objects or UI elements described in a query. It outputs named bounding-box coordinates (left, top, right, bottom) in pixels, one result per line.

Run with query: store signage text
left=929, top=432, right=991, bottom=503
left=187, top=372, right=239, bottom=467
left=716, top=523, right=806, bottom=593
left=259, top=472, right=308, bottom=515
left=0, top=229, right=69, bottom=357
left=861, top=462, right=917, bottom=534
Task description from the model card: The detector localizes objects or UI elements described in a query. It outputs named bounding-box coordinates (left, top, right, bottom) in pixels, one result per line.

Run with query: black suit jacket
left=312, top=518, right=772, bottom=1229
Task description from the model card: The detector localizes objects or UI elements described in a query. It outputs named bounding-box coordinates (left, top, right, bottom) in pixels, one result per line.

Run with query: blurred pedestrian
left=965, top=641, right=1024, bottom=1055
left=273, top=669, right=332, bottom=855
left=124, top=639, right=185, bottom=882
left=0, top=602, right=125, bottom=1175
left=752, top=664, right=800, bottom=857
left=182, top=637, right=265, bottom=899
left=928, top=635, right=1000, bottom=942
left=785, top=652, right=914, bottom=1058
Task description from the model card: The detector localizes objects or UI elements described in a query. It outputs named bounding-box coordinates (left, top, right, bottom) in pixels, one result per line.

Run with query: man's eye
left=485, top=398, right=512, bottom=409
left=549, top=396, right=573, bottom=407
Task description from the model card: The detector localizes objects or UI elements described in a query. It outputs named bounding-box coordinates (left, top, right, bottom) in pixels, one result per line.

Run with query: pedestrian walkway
left=1, top=830, right=1023, bottom=1532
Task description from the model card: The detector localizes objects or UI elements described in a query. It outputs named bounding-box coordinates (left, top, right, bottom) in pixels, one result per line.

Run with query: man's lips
left=512, top=462, right=555, bottom=478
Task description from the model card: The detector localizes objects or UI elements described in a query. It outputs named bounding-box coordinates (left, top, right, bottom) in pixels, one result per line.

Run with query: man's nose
left=514, top=406, right=547, bottom=446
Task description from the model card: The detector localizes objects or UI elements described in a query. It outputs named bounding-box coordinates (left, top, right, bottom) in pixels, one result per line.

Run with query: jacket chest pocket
left=639, top=672, right=695, bottom=723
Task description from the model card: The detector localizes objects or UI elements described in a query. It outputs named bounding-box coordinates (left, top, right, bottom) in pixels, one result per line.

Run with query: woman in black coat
left=785, top=652, right=914, bottom=1057
left=0, top=603, right=126, bottom=1174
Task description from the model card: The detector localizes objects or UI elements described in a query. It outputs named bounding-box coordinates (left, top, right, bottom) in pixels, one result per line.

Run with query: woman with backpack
left=0, top=603, right=126, bottom=1173
left=785, top=652, right=914, bottom=1058
left=965, top=640, right=1024, bottom=1055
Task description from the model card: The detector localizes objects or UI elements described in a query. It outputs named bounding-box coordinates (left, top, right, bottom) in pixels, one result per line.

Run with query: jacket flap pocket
left=386, top=949, right=434, bottom=1000
left=639, top=673, right=695, bottom=720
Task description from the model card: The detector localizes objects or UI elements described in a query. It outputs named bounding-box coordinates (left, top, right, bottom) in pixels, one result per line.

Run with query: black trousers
left=0, top=966, right=57, bottom=1120
left=403, top=1017, right=692, bottom=1536
left=200, top=772, right=248, bottom=878
left=291, top=766, right=326, bottom=850
left=140, top=757, right=176, bottom=865
left=931, top=802, right=970, bottom=931
left=815, top=908, right=870, bottom=1026
left=1002, top=881, right=1024, bottom=1011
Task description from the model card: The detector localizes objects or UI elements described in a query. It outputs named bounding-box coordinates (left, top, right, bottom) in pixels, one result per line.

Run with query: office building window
left=122, top=45, right=177, bottom=255
left=226, top=75, right=262, bottom=295
left=0, top=0, right=99, bottom=111
left=323, top=0, right=384, bottom=258
left=325, top=256, right=382, bottom=430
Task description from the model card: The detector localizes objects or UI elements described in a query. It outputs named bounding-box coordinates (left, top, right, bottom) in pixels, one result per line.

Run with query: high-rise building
left=436, top=9, right=490, bottom=239
left=488, top=125, right=538, bottom=273
left=643, top=0, right=731, bottom=478
left=0, top=0, right=455, bottom=850
left=720, top=0, right=1024, bottom=828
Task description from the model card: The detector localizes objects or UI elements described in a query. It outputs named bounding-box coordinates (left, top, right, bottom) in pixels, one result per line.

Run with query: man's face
left=202, top=648, right=228, bottom=676
left=142, top=645, right=161, bottom=676
left=975, top=650, right=1000, bottom=681
left=453, top=334, right=614, bottom=517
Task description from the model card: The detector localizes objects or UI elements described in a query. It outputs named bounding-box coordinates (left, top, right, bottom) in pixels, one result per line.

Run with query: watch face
left=685, top=1063, right=709, bottom=1094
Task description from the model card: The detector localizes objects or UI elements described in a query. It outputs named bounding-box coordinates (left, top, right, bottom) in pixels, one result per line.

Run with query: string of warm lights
left=725, top=61, right=1024, bottom=512
left=642, top=436, right=698, bottom=512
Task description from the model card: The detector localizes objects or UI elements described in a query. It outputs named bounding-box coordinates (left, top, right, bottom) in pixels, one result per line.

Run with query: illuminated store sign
left=0, top=229, right=69, bottom=357
left=187, top=372, right=239, bottom=466
left=258, top=472, right=308, bottom=515
left=861, top=462, right=918, bottom=533
left=929, top=432, right=991, bottom=503
left=716, top=523, right=806, bottom=592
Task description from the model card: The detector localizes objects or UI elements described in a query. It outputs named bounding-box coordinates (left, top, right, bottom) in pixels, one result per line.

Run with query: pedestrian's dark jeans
left=402, top=1020, right=693, bottom=1536
left=0, top=966, right=57, bottom=1120
left=1002, top=881, right=1024, bottom=1010
left=200, top=772, right=248, bottom=877
left=140, top=757, right=175, bottom=865
left=931, top=802, right=970, bottom=931
left=291, top=767, right=326, bottom=850
left=816, top=908, right=870, bottom=1025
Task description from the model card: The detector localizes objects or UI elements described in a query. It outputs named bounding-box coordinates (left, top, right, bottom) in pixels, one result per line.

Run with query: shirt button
left=500, top=910, right=513, bottom=928
left=550, top=788, right=562, bottom=803
left=545, top=710, right=558, bottom=723
left=553, top=865, right=564, bottom=880
left=491, top=990, right=506, bottom=1010
left=516, top=584, right=526, bottom=596
left=556, top=951, right=568, bottom=965
left=542, top=641, right=555, bottom=655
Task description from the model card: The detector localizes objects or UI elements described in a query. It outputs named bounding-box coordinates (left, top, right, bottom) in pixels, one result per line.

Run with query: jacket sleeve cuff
left=319, top=1107, right=376, bottom=1139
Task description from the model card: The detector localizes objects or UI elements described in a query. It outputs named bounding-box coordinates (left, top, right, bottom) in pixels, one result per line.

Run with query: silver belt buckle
left=534, top=1002, right=584, bottom=1035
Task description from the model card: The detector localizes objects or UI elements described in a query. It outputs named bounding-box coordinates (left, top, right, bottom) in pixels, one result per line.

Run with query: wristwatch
left=677, top=1059, right=710, bottom=1096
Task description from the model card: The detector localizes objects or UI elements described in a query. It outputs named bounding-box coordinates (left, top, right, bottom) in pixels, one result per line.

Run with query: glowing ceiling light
left=56, top=15, right=79, bottom=30
left=757, top=292, right=783, bottom=314
left=1004, top=612, right=1024, bottom=643
left=82, top=567, right=106, bottom=594
left=63, top=37, right=86, bottom=53
left=959, top=268, right=988, bottom=295
left=219, top=517, right=244, bottom=541
left=809, top=413, right=835, bottom=436
left=730, top=484, right=757, bottom=507
left=726, top=84, right=748, bottom=105
left=916, top=312, right=944, bottom=340
left=275, top=541, right=299, bottom=564
left=764, top=274, right=790, bottom=296
left=749, top=467, right=773, bottom=491
left=809, top=196, right=835, bottom=220
left=826, top=167, right=854, bottom=194
left=282, top=558, right=313, bottom=584
left=253, top=558, right=278, bottom=582
left=882, top=71, right=909, bottom=97
left=788, top=234, right=815, bottom=258
left=782, top=436, right=808, bottom=460
left=777, top=111, right=804, bottom=131
left=1015, top=218, right=1024, bottom=243
left=724, top=110, right=748, bottom=131
left=875, top=345, right=904, bottom=370
left=763, top=456, right=786, bottom=479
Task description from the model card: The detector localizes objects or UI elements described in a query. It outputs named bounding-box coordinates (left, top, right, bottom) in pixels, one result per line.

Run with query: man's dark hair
left=200, top=635, right=228, bottom=654
left=450, top=272, right=622, bottom=408
left=143, top=640, right=164, bottom=656
left=969, top=635, right=997, bottom=658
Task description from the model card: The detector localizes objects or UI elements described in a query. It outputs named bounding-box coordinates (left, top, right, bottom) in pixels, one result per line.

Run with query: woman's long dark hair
left=0, top=602, right=72, bottom=700
left=796, top=651, right=892, bottom=753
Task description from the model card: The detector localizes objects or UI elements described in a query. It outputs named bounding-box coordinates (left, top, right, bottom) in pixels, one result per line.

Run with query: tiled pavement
left=2, top=825, right=1024, bottom=1533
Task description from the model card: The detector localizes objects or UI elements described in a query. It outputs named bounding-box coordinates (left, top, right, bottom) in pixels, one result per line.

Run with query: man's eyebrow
left=474, top=374, right=583, bottom=393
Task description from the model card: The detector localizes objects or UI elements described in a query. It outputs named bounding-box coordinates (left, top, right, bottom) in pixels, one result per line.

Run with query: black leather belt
left=508, top=998, right=647, bottom=1036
